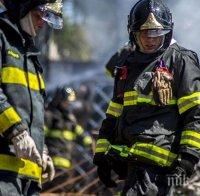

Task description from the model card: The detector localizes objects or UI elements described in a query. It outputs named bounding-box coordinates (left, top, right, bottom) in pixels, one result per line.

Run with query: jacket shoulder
left=169, top=43, right=199, bottom=64
left=105, top=44, right=133, bottom=78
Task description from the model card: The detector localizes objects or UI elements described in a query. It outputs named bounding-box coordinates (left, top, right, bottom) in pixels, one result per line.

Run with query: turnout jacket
left=0, top=14, right=45, bottom=181
left=96, top=43, right=200, bottom=168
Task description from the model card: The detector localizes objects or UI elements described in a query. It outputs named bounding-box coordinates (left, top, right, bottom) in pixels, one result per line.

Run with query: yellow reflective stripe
left=75, top=125, right=84, bottom=135
left=0, top=154, right=42, bottom=183
left=0, top=107, right=21, bottom=133
left=46, top=129, right=76, bottom=141
left=106, top=101, right=123, bottom=117
left=124, top=100, right=137, bottom=106
left=138, top=97, right=176, bottom=105
left=83, top=136, right=93, bottom=145
left=130, top=143, right=177, bottom=167
left=182, top=130, right=200, bottom=140
left=96, top=139, right=110, bottom=145
left=111, top=145, right=130, bottom=157
left=179, top=100, right=200, bottom=114
left=52, top=156, right=71, bottom=169
left=124, top=91, right=138, bottom=106
left=168, top=100, right=177, bottom=104
left=178, top=92, right=200, bottom=114
left=124, top=91, right=176, bottom=106
left=180, top=139, right=200, bottom=149
left=178, top=92, right=200, bottom=104
left=1, top=67, right=45, bottom=91
left=95, top=139, right=110, bottom=153
left=46, top=129, right=62, bottom=138
left=63, top=130, right=76, bottom=141
left=38, top=75, right=45, bottom=89
left=124, top=91, right=138, bottom=97
left=134, top=143, right=176, bottom=158
left=180, top=130, right=200, bottom=149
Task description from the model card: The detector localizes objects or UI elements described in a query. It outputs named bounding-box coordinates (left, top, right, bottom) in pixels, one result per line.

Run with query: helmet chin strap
left=20, top=11, right=36, bottom=37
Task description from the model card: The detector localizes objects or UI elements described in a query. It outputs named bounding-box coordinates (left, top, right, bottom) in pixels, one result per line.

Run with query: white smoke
left=169, top=0, right=200, bottom=55
left=82, top=0, right=200, bottom=61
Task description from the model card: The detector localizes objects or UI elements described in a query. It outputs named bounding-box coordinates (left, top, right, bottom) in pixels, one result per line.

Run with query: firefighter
left=44, top=86, right=93, bottom=191
left=93, top=0, right=200, bottom=195
left=44, top=86, right=77, bottom=171
left=0, top=0, right=63, bottom=195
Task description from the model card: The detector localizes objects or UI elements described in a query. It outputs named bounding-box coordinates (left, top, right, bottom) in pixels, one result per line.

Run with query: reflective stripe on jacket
left=95, top=139, right=177, bottom=167
left=0, top=154, right=42, bottom=183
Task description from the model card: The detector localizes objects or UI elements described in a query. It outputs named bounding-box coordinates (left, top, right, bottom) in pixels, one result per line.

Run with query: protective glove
left=112, top=160, right=127, bottom=180
left=178, top=157, right=196, bottom=178
left=106, top=148, right=128, bottom=180
left=11, top=130, right=42, bottom=166
left=168, top=154, right=197, bottom=186
left=93, top=152, right=117, bottom=188
left=42, top=147, right=55, bottom=181
left=152, top=67, right=173, bottom=106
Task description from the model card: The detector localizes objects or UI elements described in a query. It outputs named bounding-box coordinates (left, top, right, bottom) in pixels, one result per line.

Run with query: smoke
left=80, top=0, right=138, bottom=63
left=169, top=0, right=200, bottom=55
left=81, top=0, right=200, bottom=62
left=46, top=0, right=200, bottom=90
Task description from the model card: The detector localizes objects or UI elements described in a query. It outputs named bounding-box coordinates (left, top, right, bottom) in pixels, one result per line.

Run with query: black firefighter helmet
left=127, top=0, right=173, bottom=52
left=4, top=0, right=63, bottom=29
left=50, top=86, right=76, bottom=109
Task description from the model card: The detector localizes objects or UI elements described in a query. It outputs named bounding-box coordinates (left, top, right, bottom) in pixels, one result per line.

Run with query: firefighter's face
left=30, top=10, right=45, bottom=31
left=137, top=30, right=164, bottom=53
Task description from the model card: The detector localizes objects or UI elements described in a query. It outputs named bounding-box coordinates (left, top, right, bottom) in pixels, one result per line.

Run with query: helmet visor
left=41, top=11, right=63, bottom=29
left=37, top=1, right=63, bottom=29
left=139, top=29, right=170, bottom=38
left=0, top=2, right=6, bottom=14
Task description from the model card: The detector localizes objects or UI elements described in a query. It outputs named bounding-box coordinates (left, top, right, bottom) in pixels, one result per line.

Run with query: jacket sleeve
left=98, top=73, right=124, bottom=143
left=175, top=51, right=200, bottom=160
left=0, top=37, right=22, bottom=135
left=105, top=52, right=118, bottom=78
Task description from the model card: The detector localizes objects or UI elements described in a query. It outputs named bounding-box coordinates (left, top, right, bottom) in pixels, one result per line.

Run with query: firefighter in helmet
left=93, top=0, right=200, bottom=195
left=44, top=85, right=93, bottom=191
left=0, top=0, right=63, bottom=195
left=44, top=86, right=76, bottom=171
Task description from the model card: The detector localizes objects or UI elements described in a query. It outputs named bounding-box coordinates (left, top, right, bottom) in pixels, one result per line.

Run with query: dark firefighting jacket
left=45, top=105, right=91, bottom=170
left=96, top=43, right=200, bottom=168
left=0, top=14, right=45, bottom=182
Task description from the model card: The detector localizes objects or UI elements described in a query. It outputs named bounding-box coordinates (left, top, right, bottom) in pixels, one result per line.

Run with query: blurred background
left=37, top=0, right=200, bottom=89
left=39, top=0, right=200, bottom=195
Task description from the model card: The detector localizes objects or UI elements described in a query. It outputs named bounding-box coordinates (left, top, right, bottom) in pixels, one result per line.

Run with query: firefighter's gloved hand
left=11, top=130, right=42, bottom=166
left=106, top=149, right=128, bottom=180
left=168, top=155, right=197, bottom=186
left=93, top=152, right=117, bottom=188
left=112, top=160, right=127, bottom=180
left=42, top=149, right=55, bottom=181
left=171, top=156, right=196, bottom=178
